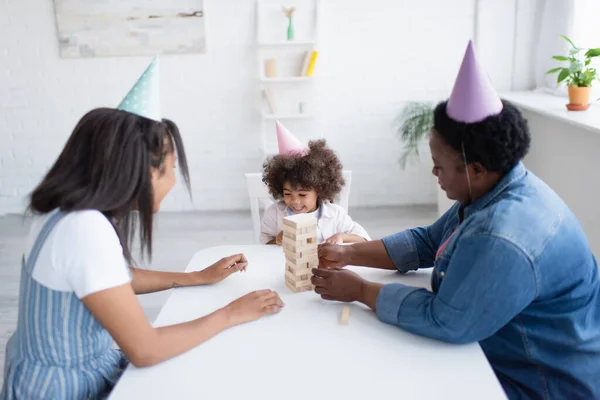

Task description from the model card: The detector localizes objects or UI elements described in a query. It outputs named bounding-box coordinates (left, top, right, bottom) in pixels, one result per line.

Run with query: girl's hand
left=224, top=289, right=284, bottom=326
left=325, top=233, right=345, bottom=244
left=196, top=254, right=248, bottom=285
left=275, top=231, right=284, bottom=245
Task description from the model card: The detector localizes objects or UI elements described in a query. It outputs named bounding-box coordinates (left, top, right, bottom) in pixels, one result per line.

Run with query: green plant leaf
left=394, top=101, right=434, bottom=170
left=546, top=67, right=563, bottom=74
left=585, top=48, right=600, bottom=58
left=561, top=34, right=577, bottom=48
left=569, top=47, right=582, bottom=55
left=557, top=68, right=570, bottom=84
left=569, top=60, right=584, bottom=73
left=552, top=56, right=569, bottom=61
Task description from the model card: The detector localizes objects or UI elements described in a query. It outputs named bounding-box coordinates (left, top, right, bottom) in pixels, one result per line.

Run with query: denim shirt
left=377, top=162, right=600, bottom=399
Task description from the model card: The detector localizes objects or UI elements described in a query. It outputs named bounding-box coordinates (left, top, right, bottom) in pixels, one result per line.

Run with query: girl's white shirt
left=259, top=200, right=371, bottom=245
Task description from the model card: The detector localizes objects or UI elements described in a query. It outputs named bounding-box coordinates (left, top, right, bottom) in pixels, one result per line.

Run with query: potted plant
left=395, top=101, right=454, bottom=216
left=546, top=35, right=600, bottom=111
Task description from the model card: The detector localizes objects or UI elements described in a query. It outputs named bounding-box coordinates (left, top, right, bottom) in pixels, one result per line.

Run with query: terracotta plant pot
left=567, top=86, right=591, bottom=109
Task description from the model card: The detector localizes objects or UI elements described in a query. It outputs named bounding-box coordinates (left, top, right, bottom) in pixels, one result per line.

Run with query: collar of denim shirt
left=459, top=161, right=527, bottom=222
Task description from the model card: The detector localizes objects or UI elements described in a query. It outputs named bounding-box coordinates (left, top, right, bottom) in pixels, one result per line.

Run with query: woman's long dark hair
left=29, top=108, right=190, bottom=264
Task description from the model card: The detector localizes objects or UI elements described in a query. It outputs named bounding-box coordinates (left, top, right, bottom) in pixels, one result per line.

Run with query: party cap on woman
left=446, top=40, right=503, bottom=123
left=117, top=56, right=161, bottom=121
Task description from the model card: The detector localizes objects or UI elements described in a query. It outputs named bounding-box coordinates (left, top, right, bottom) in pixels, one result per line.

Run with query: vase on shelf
left=287, top=17, right=294, bottom=41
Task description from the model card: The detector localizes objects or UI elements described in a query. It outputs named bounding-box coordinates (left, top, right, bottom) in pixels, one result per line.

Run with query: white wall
left=522, top=111, right=600, bottom=257
left=0, top=0, right=525, bottom=215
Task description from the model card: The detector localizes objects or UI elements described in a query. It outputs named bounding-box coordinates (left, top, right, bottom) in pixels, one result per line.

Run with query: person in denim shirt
left=312, top=41, right=600, bottom=400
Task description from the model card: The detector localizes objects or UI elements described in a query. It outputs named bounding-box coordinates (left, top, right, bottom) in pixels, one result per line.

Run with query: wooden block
left=285, top=256, right=318, bottom=268
left=283, top=248, right=318, bottom=264
left=295, top=284, right=314, bottom=293
left=285, top=274, right=314, bottom=292
left=286, top=280, right=314, bottom=293
left=282, top=238, right=318, bottom=254
left=286, top=258, right=317, bottom=272
left=283, top=222, right=317, bottom=234
left=282, top=231, right=317, bottom=245
left=285, top=272, right=311, bottom=287
left=286, top=264, right=311, bottom=276
left=340, top=306, right=350, bottom=325
left=282, top=214, right=317, bottom=230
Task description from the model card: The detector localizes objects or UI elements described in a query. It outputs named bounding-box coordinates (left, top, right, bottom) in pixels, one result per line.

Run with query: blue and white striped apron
left=1, top=211, right=128, bottom=399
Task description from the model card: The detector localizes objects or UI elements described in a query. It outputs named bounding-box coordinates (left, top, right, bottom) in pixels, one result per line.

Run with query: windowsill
left=500, top=91, right=600, bottom=134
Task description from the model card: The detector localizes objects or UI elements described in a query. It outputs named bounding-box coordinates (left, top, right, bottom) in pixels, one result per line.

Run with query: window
left=572, top=0, right=600, bottom=49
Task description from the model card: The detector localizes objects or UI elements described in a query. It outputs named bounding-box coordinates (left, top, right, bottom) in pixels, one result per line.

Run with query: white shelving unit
left=260, top=77, right=313, bottom=83
left=262, top=113, right=314, bottom=120
left=258, top=40, right=316, bottom=47
left=256, top=0, right=320, bottom=154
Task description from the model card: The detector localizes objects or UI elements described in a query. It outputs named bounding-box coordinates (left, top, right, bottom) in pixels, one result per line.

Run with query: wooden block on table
left=340, top=306, right=350, bottom=325
left=285, top=280, right=314, bottom=293
left=285, top=274, right=314, bottom=292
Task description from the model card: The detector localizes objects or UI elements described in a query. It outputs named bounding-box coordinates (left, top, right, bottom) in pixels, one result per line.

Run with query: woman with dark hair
left=312, top=42, right=600, bottom=399
left=1, top=59, right=283, bottom=399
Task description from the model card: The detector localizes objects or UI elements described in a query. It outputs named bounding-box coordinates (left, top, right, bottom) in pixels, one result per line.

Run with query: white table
left=110, top=245, right=507, bottom=400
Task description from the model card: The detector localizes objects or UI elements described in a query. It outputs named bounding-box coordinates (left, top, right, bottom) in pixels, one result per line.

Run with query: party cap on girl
left=446, top=40, right=503, bottom=123
left=117, top=56, right=161, bottom=121
left=276, top=120, right=309, bottom=156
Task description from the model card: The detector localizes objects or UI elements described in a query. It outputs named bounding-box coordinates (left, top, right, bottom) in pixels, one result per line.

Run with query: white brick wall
left=0, top=0, right=524, bottom=215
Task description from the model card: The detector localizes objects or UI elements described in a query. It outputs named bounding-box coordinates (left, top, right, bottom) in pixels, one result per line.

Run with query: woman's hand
left=325, top=233, right=345, bottom=244
left=195, top=253, right=248, bottom=285
left=318, top=243, right=350, bottom=269
left=311, top=268, right=364, bottom=302
left=275, top=231, right=284, bottom=246
left=224, top=289, right=284, bottom=326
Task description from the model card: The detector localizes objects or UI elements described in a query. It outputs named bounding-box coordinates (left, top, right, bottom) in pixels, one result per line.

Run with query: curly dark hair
left=433, top=99, right=531, bottom=174
left=262, top=139, right=344, bottom=202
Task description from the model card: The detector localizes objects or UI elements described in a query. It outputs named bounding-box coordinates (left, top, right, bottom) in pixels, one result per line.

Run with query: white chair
left=245, top=170, right=352, bottom=244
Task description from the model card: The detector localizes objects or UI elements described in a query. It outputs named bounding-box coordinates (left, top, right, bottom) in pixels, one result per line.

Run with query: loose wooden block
left=340, top=306, right=350, bottom=325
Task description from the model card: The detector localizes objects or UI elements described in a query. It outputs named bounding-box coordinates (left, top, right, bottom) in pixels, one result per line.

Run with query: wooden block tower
left=282, top=214, right=318, bottom=293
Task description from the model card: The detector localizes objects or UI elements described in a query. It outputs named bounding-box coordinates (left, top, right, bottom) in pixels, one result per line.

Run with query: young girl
left=260, top=121, right=370, bottom=245
left=1, top=58, right=283, bottom=399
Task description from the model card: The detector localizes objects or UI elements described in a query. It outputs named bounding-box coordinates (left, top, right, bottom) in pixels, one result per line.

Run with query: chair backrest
left=245, top=173, right=274, bottom=243
left=244, top=170, right=353, bottom=243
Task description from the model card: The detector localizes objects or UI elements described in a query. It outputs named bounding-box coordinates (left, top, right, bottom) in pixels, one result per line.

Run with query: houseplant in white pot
left=395, top=101, right=455, bottom=216
left=546, top=35, right=600, bottom=111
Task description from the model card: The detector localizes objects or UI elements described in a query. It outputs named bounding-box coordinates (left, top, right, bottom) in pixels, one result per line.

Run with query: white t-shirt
left=25, top=210, right=132, bottom=299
